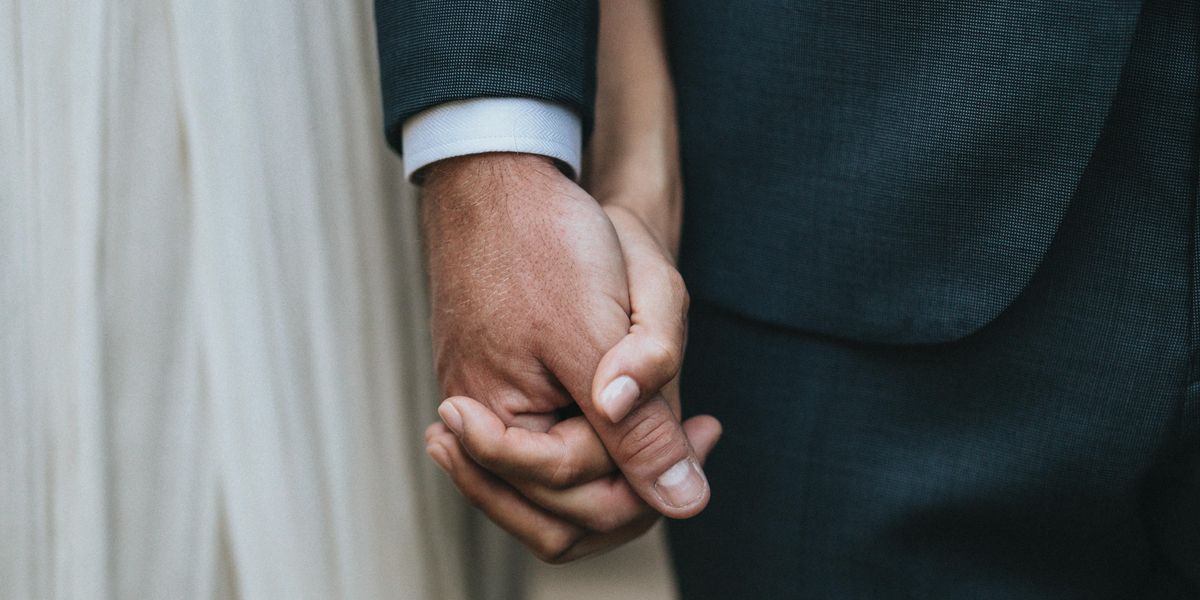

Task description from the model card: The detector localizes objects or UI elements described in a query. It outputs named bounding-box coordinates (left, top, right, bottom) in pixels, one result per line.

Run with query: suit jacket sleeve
left=374, top=0, right=598, bottom=154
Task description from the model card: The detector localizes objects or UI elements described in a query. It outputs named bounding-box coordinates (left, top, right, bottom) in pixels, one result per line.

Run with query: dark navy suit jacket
left=374, top=0, right=1143, bottom=344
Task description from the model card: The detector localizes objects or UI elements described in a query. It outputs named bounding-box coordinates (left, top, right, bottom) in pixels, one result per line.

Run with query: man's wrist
left=421, top=152, right=575, bottom=215
left=424, top=152, right=559, bottom=186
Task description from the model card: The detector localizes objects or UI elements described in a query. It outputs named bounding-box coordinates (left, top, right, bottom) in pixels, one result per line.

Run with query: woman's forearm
left=586, top=0, right=682, bottom=257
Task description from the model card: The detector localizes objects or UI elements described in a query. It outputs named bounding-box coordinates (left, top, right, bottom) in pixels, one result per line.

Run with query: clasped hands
left=421, top=152, right=721, bottom=563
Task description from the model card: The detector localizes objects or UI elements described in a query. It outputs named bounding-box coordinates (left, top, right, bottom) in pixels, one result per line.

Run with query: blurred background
left=0, top=0, right=677, bottom=598
left=526, top=528, right=675, bottom=600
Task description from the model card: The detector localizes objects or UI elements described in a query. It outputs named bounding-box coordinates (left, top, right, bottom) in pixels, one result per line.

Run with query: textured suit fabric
left=373, top=0, right=596, bottom=152
left=373, top=0, right=1200, bottom=596
left=668, top=0, right=1199, bottom=595
left=666, top=0, right=1145, bottom=343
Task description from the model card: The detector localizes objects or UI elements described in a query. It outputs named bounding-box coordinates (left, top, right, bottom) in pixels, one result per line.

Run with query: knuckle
left=459, top=485, right=486, bottom=510
left=468, top=437, right=501, bottom=467
left=665, top=268, right=688, bottom=303
left=530, top=529, right=578, bottom=564
left=659, top=267, right=689, bottom=309
left=546, top=455, right=583, bottom=489
left=666, top=269, right=691, bottom=332
left=615, top=411, right=687, bottom=478
left=643, top=337, right=682, bottom=376
left=583, top=508, right=626, bottom=534
left=537, top=551, right=573, bottom=566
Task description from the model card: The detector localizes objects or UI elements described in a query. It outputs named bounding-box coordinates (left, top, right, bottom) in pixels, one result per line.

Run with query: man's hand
left=421, top=153, right=714, bottom=538
left=422, top=153, right=719, bottom=559
left=421, top=0, right=698, bottom=562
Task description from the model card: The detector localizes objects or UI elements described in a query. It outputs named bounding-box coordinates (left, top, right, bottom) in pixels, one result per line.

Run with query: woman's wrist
left=592, top=168, right=682, bottom=259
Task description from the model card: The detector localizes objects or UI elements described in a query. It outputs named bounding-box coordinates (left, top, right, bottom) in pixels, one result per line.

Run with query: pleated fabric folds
left=0, top=0, right=518, bottom=597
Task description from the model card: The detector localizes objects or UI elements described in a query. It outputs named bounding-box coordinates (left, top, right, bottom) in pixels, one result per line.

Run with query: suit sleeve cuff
left=401, top=97, right=582, bottom=182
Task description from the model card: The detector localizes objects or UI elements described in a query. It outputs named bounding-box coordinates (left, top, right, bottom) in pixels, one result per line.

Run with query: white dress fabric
left=0, top=0, right=519, bottom=597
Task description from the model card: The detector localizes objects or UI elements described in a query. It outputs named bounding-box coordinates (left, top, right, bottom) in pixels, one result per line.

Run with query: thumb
left=592, top=328, right=709, bottom=517
left=606, top=392, right=713, bottom=517
left=579, top=207, right=709, bottom=518
left=551, top=336, right=714, bottom=518
left=542, top=205, right=711, bottom=518
left=592, top=205, right=689, bottom=423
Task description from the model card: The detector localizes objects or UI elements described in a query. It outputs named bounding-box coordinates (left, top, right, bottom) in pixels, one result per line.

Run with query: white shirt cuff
left=401, top=97, right=582, bottom=182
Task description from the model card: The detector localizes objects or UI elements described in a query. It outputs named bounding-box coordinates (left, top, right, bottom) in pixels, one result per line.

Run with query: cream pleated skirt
left=0, top=0, right=518, bottom=597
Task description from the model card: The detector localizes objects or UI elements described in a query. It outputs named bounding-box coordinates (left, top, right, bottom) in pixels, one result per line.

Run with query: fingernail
left=598, top=375, right=639, bottom=422
left=654, top=458, right=707, bottom=509
left=438, top=401, right=463, bottom=435
left=426, top=443, right=451, bottom=472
